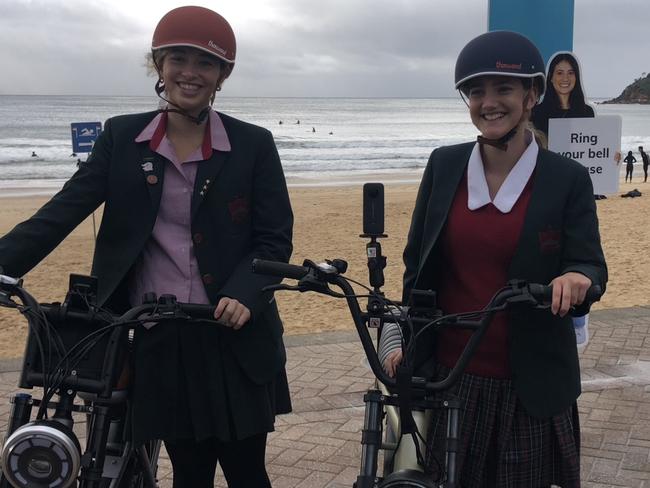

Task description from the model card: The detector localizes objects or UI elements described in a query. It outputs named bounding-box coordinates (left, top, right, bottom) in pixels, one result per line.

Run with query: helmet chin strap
left=154, top=75, right=211, bottom=125
left=477, top=126, right=517, bottom=151
left=161, top=105, right=210, bottom=125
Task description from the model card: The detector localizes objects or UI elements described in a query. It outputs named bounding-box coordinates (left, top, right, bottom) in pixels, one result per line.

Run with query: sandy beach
left=1, top=177, right=649, bottom=358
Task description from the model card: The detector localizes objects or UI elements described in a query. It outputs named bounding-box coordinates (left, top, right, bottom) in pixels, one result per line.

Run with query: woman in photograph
left=383, top=31, right=607, bottom=487
left=0, top=6, right=293, bottom=487
left=532, top=51, right=594, bottom=137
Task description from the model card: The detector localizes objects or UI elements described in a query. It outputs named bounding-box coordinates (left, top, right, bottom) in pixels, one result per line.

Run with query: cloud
left=0, top=0, right=646, bottom=97
left=231, top=0, right=486, bottom=96
left=574, top=0, right=649, bottom=97
left=0, top=0, right=151, bottom=95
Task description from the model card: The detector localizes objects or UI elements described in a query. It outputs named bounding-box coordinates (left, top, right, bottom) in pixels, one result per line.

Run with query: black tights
left=626, top=167, right=633, bottom=182
left=165, top=433, right=271, bottom=488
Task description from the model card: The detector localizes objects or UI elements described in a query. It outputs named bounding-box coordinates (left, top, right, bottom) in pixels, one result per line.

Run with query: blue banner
left=488, top=0, right=574, bottom=64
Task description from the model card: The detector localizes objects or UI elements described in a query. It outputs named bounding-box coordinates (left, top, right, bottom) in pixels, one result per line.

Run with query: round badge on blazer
left=146, top=175, right=158, bottom=185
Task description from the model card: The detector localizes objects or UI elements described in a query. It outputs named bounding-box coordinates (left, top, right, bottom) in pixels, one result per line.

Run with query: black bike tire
left=107, top=438, right=158, bottom=488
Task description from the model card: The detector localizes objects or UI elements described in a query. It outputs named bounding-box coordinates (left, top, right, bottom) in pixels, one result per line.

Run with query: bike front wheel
left=379, top=468, right=439, bottom=488
left=113, top=440, right=161, bottom=488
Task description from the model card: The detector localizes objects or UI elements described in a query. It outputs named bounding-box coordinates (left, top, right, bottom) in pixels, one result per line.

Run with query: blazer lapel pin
left=141, top=158, right=158, bottom=185
left=199, top=179, right=211, bottom=197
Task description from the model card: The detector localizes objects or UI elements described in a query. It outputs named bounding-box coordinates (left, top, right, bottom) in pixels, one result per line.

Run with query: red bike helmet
left=152, top=6, right=236, bottom=76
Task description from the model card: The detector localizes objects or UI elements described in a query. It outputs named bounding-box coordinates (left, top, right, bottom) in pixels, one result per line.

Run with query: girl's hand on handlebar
left=214, top=297, right=251, bottom=330
left=384, top=349, right=403, bottom=378
left=550, top=272, right=592, bottom=317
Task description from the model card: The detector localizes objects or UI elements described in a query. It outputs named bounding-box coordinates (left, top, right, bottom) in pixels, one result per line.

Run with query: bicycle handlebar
left=31, top=298, right=217, bottom=326
left=0, top=276, right=220, bottom=397
left=528, top=282, right=602, bottom=304
left=251, top=259, right=311, bottom=280
left=0, top=275, right=217, bottom=325
left=251, top=258, right=602, bottom=392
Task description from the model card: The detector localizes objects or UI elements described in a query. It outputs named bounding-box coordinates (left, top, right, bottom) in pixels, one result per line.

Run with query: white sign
left=548, top=116, right=622, bottom=195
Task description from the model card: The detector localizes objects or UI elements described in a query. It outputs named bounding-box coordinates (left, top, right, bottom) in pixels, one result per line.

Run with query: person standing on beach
left=624, top=150, right=637, bottom=183
left=382, top=31, right=606, bottom=486
left=0, top=6, right=293, bottom=488
left=640, top=146, right=649, bottom=182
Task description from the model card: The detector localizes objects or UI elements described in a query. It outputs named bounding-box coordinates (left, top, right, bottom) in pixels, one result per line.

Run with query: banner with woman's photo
left=532, top=51, right=622, bottom=195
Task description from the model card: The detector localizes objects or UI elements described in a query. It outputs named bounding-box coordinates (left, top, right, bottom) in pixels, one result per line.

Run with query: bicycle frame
left=251, top=258, right=602, bottom=488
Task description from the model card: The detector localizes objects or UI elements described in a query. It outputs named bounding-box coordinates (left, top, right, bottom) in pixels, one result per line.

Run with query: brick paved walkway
left=1, top=306, right=649, bottom=487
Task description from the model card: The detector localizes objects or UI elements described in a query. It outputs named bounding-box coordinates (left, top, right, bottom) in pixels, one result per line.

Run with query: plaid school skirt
left=426, top=366, right=581, bottom=488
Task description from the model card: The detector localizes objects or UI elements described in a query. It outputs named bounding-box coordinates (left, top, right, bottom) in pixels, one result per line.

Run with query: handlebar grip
left=585, top=285, right=603, bottom=303
left=252, top=259, right=310, bottom=280
left=528, top=284, right=603, bottom=304
left=179, top=303, right=217, bottom=321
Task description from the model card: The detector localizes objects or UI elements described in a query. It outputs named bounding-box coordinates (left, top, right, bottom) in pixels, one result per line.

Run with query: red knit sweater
left=435, top=172, right=533, bottom=378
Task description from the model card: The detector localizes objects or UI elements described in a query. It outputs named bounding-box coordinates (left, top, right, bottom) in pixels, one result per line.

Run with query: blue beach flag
left=488, top=0, right=574, bottom=64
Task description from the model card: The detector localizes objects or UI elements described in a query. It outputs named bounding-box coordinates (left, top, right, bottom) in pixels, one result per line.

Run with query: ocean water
left=1, top=95, right=649, bottom=192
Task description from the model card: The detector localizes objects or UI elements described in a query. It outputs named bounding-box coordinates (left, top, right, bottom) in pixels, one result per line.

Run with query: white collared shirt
left=467, top=134, right=538, bottom=213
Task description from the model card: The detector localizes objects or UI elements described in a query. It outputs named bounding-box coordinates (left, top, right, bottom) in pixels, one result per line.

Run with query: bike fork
left=443, top=398, right=461, bottom=488
left=79, top=405, right=111, bottom=488
left=356, top=389, right=383, bottom=488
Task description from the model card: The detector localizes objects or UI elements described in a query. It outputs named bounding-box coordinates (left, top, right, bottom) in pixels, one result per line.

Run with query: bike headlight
left=1, top=420, right=81, bottom=488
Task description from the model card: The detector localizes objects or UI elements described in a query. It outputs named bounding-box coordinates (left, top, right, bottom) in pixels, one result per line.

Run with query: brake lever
left=262, top=283, right=303, bottom=293
left=0, top=291, right=18, bottom=308
left=507, top=294, right=539, bottom=306
left=263, top=280, right=345, bottom=298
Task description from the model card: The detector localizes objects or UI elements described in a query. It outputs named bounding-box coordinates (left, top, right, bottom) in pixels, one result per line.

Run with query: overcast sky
left=0, top=0, right=646, bottom=98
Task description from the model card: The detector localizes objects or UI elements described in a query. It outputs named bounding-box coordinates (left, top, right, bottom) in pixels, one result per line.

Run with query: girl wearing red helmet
left=0, top=6, right=293, bottom=488
left=149, top=5, right=237, bottom=124
left=382, top=31, right=607, bottom=486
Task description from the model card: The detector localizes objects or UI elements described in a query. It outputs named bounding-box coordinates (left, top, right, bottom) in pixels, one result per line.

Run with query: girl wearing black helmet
left=0, top=6, right=293, bottom=488
left=384, top=31, right=607, bottom=486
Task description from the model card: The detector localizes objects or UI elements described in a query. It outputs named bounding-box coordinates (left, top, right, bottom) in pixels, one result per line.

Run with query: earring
left=155, top=78, right=166, bottom=96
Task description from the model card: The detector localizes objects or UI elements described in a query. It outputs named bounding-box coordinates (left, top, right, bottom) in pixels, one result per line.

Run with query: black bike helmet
left=455, top=30, right=546, bottom=101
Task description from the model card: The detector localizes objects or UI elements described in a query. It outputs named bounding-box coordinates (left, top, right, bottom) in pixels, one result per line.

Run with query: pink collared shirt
left=128, top=109, right=231, bottom=308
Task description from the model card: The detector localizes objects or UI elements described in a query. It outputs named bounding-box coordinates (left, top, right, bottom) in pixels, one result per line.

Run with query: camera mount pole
left=360, top=232, right=388, bottom=327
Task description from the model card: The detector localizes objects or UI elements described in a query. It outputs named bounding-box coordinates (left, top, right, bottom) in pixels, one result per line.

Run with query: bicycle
left=0, top=272, right=217, bottom=488
left=251, top=256, right=601, bottom=488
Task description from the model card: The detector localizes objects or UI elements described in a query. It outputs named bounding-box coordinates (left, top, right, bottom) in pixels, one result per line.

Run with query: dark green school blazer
left=0, top=110, right=294, bottom=389
left=403, top=142, right=607, bottom=419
